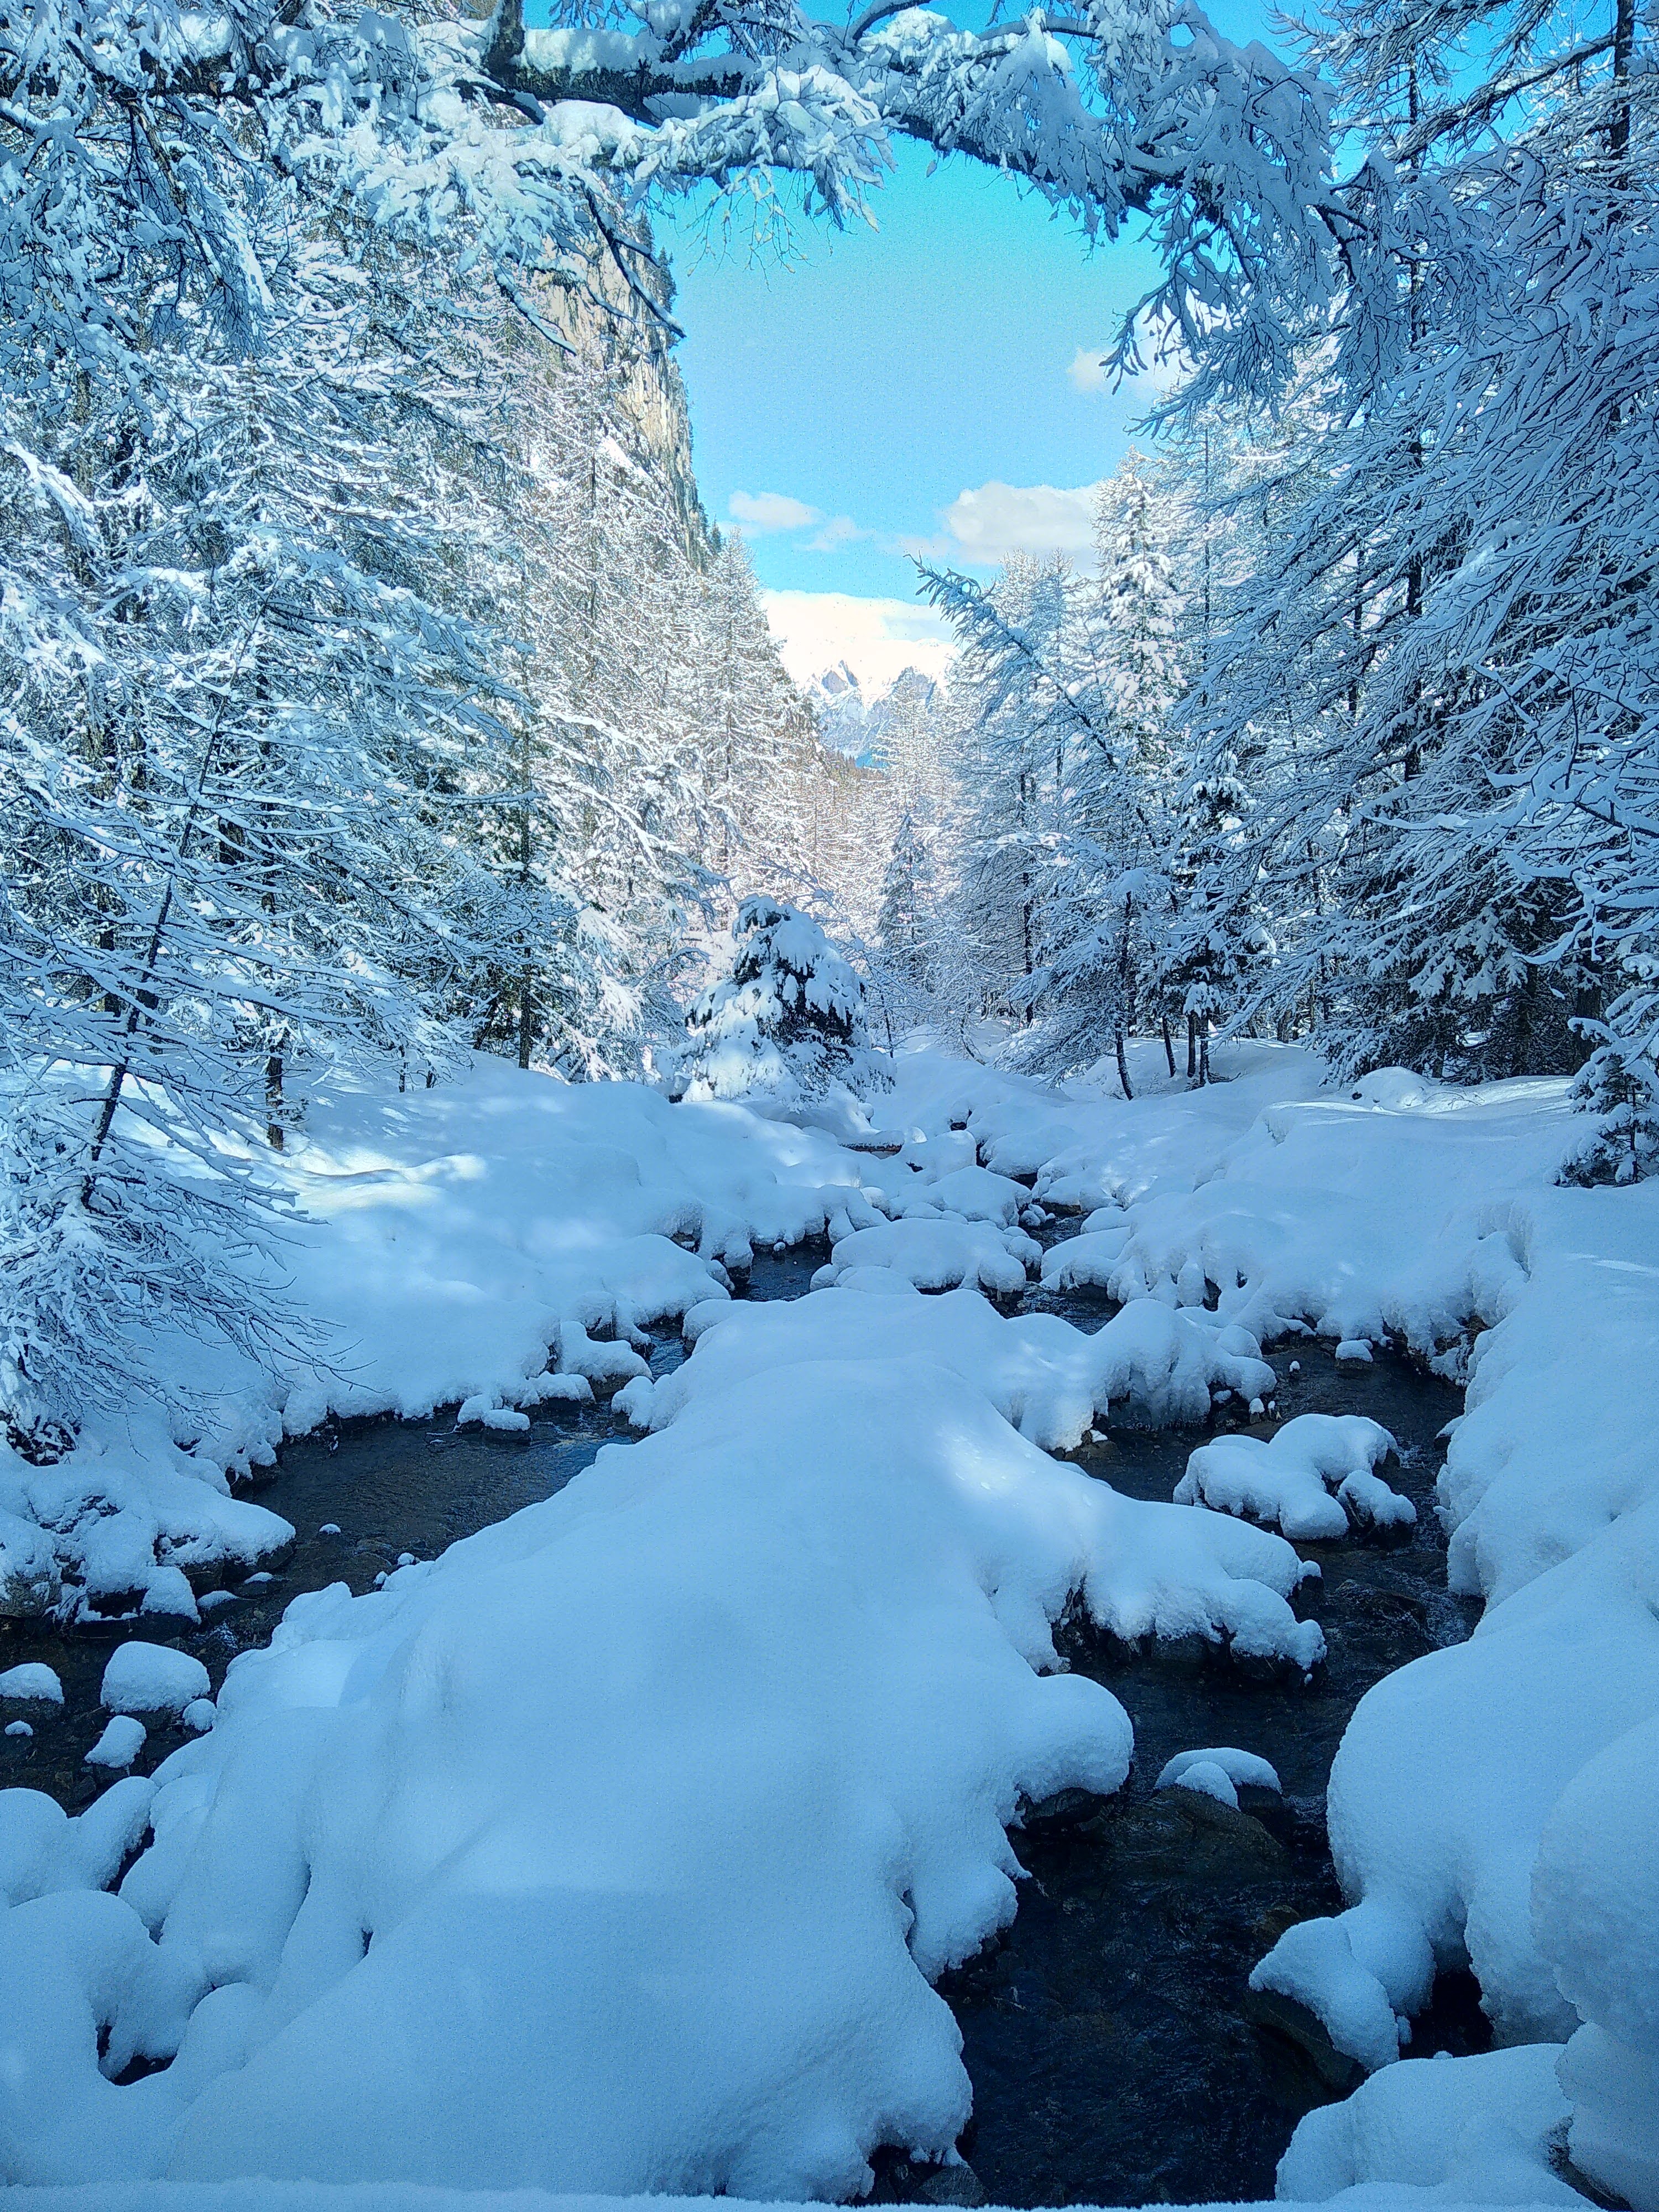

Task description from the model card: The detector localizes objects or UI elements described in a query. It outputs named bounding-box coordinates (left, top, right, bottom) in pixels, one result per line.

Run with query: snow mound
left=85, top=1718, right=147, bottom=1771
left=0, top=1351, right=1334, bottom=2192
left=1175, top=1416, right=1408, bottom=1541
left=1, top=1782, right=156, bottom=1907
left=1040, top=1226, right=1134, bottom=1293
left=620, top=1285, right=1279, bottom=1453
left=1277, top=2043, right=1580, bottom=2204
left=812, top=1218, right=1040, bottom=1296
left=1157, top=1747, right=1281, bottom=1796
left=881, top=1164, right=1031, bottom=1227
left=0, top=1664, right=64, bottom=1705
left=1534, top=1713, right=1659, bottom=2212
left=102, top=1645, right=212, bottom=1719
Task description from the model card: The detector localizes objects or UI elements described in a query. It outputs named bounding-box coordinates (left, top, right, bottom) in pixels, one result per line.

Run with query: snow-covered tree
left=1561, top=1044, right=1659, bottom=1190
left=874, top=807, right=940, bottom=1022
left=675, top=895, right=884, bottom=1105
left=1170, top=0, right=1658, bottom=1084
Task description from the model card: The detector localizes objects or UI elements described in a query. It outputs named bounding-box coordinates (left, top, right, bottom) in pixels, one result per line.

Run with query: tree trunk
left=265, top=1043, right=285, bottom=1151
left=1197, top=1021, right=1211, bottom=1087
left=1162, top=1015, right=1177, bottom=1078
left=1115, top=1026, right=1134, bottom=1102
left=518, top=959, right=534, bottom=1070
left=1187, top=1014, right=1198, bottom=1081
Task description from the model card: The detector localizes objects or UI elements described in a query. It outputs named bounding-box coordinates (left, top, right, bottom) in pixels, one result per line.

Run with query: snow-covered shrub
left=677, top=898, right=888, bottom=1105
left=1560, top=1045, right=1659, bottom=1188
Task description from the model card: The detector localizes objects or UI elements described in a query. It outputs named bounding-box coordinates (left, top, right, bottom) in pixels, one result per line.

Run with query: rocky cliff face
left=550, top=223, right=716, bottom=565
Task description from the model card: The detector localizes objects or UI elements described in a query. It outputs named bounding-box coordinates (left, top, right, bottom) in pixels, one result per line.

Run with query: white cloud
left=933, top=479, right=1102, bottom=566
left=802, top=514, right=865, bottom=553
left=728, top=490, right=823, bottom=533
left=1067, top=345, right=1109, bottom=394
left=761, top=590, right=956, bottom=692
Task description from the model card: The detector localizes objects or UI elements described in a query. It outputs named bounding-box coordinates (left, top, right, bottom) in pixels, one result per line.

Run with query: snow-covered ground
left=3, top=1040, right=1657, bottom=2209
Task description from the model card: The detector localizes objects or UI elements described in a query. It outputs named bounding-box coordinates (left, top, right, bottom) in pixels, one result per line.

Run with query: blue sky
left=534, top=1, right=1280, bottom=685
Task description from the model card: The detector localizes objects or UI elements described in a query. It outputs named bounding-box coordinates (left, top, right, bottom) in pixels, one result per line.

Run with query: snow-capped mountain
left=805, top=662, right=938, bottom=763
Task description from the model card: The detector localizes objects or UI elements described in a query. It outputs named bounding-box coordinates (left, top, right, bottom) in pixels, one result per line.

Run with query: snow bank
left=1276, top=2044, right=1580, bottom=2204
left=622, top=1284, right=1279, bottom=1450
left=1176, top=1416, right=1410, bottom=1541
left=0, top=1329, right=1341, bottom=2192
left=0, top=2187, right=1594, bottom=2212
left=4, top=1062, right=890, bottom=1621
left=1533, top=1714, right=1659, bottom=2211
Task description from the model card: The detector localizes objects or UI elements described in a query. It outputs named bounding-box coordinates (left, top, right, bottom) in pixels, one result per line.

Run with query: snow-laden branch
left=0, top=0, right=1337, bottom=395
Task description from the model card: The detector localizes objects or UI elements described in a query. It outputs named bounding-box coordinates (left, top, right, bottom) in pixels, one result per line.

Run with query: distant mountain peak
left=807, top=663, right=937, bottom=760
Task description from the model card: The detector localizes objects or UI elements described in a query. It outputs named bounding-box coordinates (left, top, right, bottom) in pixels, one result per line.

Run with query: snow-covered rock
left=101, top=1645, right=211, bottom=1719
left=882, top=1164, right=1031, bottom=1227
left=1157, top=1746, right=1281, bottom=1797
left=85, top=1718, right=147, bottom=1771
left=620, top=1285, right=1279, bottom=1452
left=812, top=1218, right=1039, bottom=1297
left=0, top=1663, right=64, bottom=1706
left=1175, top=1416, right=1409, bottom=1541
left=1276, top=2043, right=1580, bottom=2204
left=1039, top=1225, right=1134, bottom=1293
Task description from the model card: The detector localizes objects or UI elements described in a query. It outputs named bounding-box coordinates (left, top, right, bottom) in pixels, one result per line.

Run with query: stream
left=0, top=1235, right=1481, bottom=2205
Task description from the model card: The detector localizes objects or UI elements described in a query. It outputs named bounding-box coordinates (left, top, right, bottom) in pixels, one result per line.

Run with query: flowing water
left=0, top=1232, right=1481, bottom=2206
left=936, top=1329, right=1483, bottom=2208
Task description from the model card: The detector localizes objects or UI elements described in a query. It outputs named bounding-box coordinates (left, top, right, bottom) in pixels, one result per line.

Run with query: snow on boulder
left=101, top=1643, right=211, bottom=1718
left=884, top=1165, right=1030, bottom=1227
left=1, top=1779, right=156, bottom=1907
left=1158, top=1759, right=1241, bottom=1808
left=1040, top=1225, right=1133, bottom=1294
left=85, top=1717, right=147, bottom=1770
left=1157, top=1746, right=1281, bottom=1798
left=0, top=1662, right=64, bottom=1705
left=622, top=1286, right=1277, bottom=1454
left=1175, top=1415, right=1409, bottom=1541
left=1276, top=2043, right=1579, bottom=2204
left=1250, top=1893, right=1436, bottom=2073
left=813, top=1218, right=1039, bottom=1297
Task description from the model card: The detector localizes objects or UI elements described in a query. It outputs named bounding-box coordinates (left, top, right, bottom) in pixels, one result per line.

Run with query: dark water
left=941, top=1343, right=1485, bottom=2209
left=0, top=1402, right=624, bottom=1809
left=0, top=1229, right=1480, bottom=2208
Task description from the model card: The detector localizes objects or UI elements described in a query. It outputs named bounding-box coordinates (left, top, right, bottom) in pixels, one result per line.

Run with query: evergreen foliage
left=676, top=896, right=884, bottom=1105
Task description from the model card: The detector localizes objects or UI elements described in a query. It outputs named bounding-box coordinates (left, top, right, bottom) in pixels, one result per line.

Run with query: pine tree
left=676, top=896, right=885, bottom=1105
